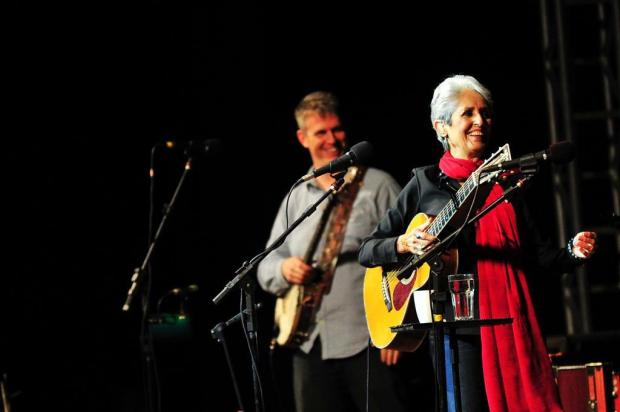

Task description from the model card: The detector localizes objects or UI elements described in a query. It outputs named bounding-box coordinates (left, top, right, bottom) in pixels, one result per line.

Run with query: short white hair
left=430, top=75, right=493, bottom=151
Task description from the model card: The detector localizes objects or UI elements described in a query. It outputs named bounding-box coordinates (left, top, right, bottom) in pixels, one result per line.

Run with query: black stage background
left=5, top=1, right=611, bottom=411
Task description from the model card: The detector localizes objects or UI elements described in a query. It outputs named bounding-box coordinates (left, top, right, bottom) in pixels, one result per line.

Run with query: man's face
left=297, top=112, right=347, bottom=168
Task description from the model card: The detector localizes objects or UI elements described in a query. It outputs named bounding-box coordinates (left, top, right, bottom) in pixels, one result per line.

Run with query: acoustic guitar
left=363, top=144, right=512, bottom=351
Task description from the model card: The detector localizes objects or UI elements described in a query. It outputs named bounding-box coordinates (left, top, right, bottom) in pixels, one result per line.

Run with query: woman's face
left=443, top=89, right=493, bottom=160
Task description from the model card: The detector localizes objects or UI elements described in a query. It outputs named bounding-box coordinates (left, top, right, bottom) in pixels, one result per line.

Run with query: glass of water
left=448, top=273, right=475, bottom=320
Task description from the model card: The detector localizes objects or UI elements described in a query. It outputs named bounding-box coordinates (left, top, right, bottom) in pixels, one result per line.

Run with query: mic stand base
left=211, top=323, right=245, bottom=412
left=241, top=277, right=262, bottom=412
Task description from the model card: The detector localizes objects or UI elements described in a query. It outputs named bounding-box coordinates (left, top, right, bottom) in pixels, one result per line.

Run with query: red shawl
left=439, top=151, right=562, bottom=412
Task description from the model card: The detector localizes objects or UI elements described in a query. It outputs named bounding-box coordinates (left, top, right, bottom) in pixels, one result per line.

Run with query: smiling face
left=437, top=89, right=493, bottom=161
left=297, top=112, right=347, bottom=168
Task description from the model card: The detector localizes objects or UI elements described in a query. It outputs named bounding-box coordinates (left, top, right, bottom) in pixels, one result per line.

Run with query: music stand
left=393, top=318, right=513, bottom=412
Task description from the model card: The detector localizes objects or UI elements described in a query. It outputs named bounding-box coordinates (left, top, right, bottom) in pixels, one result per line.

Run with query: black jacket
left=358, top=164, right=579, bottom=275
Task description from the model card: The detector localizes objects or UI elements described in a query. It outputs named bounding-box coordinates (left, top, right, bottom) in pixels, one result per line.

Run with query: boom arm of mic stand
left=122, top=158, right=194, bottom=312
left=212, top=175, right=346, bottom=305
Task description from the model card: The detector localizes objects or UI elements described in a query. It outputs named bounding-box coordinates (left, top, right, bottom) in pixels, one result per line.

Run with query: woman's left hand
left=396, top=219, right=437, bottom=256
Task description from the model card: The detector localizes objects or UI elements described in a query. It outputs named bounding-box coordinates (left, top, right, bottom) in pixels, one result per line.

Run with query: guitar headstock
left=343, top=166, right=361, bottom=185
left=476, top=144, right=512, bottom=184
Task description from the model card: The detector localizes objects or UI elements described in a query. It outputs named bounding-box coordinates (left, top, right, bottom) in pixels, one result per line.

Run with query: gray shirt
left=257, top=167, right=401, bottom=359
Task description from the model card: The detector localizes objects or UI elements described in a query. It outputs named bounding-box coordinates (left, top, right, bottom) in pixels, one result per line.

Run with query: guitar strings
left=387, top=141, right=511, bottom=286
left=382, top=171, right=477, bottom=285
left=382, top=161, right=491, bottom=289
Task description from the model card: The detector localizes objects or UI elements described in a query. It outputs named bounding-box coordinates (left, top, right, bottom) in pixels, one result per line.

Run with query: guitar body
left=363, top=213, right=458, bottom=351
left=274, top=285, right=303, bottom=346
left=273, top=271, right=326, bottom=347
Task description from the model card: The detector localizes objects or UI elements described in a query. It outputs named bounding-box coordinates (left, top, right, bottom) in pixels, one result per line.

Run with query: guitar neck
left=426, top=144, right=511, bottom=237
left=303, top=196, right=336, bottom=263
left=427, top=172, right=480, bottom=238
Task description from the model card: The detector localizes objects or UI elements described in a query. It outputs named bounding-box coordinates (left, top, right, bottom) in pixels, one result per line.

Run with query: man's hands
left=281, top=257, right=313, bottom=284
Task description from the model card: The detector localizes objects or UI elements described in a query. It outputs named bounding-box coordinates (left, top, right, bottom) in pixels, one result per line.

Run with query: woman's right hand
left=281, top=257, right=313, bottom=284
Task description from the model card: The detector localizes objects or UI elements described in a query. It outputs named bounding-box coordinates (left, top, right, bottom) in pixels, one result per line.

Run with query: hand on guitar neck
left=396, top=219, right=438, bottom=256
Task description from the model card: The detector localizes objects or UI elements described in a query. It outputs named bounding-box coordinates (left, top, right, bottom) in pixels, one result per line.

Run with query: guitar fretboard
left=426, top=144, right=511, bottom=239
left=427, top=172, right=479, bottom=238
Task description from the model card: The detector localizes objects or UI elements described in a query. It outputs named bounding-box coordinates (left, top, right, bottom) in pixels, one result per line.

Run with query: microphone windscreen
left=349, top=141, right=373, bottom=164
left=549, top=141, right=575, bottom=164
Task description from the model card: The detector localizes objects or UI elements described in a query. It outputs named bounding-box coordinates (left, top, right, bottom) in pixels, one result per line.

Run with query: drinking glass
left=448, top=274, right=475, bottom=320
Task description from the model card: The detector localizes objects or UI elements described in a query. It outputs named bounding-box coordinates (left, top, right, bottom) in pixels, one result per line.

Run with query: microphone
left=169, top=284, right=200, bottom=296
left=482, top=141, right=575, bottom=173
left=210, top=303, right=264, bottom=337
left=162, top=139, right=221, bottom=155
left=223, top=303, right=263, bottom=328
left=299, top=141, right=373, bottom=182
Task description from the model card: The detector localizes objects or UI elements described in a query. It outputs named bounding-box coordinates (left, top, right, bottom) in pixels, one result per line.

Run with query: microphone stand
left=123, top=157, right=194, bottom=312
left=394, top=171, right=532, bottom=412
left=212, top=175, right=346, bottom=412
left=122, top=153, right=194, bottom=412
left=210, top=303, right=263, bottom=412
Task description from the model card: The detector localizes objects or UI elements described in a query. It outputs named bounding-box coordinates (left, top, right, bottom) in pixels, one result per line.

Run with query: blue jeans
left=429, top=332, right=489, bottom=412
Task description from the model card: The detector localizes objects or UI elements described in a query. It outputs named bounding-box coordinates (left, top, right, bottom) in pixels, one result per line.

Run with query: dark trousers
left=292, top=340, right=409, bottom=412
left=429, top=333, right=489, bottom=412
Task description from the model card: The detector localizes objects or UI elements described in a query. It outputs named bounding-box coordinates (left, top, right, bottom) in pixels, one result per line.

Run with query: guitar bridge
left=381, top=273, right=393, bottom=312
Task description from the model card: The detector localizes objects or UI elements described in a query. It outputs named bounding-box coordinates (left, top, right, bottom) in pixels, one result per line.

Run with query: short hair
left=294, top=91, right=340, bottom=131
left=430, top=75, right=493, bottom=151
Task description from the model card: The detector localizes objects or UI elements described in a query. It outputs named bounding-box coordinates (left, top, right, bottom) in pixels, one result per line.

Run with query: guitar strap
left=310, top=166, right=367, bottom=296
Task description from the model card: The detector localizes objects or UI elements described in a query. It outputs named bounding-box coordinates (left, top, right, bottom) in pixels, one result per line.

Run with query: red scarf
left=439, top=151, right=562, bottom=412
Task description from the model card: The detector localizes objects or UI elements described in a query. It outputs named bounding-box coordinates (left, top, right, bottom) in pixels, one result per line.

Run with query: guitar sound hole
left=398, top=270, right=417, bottom=285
